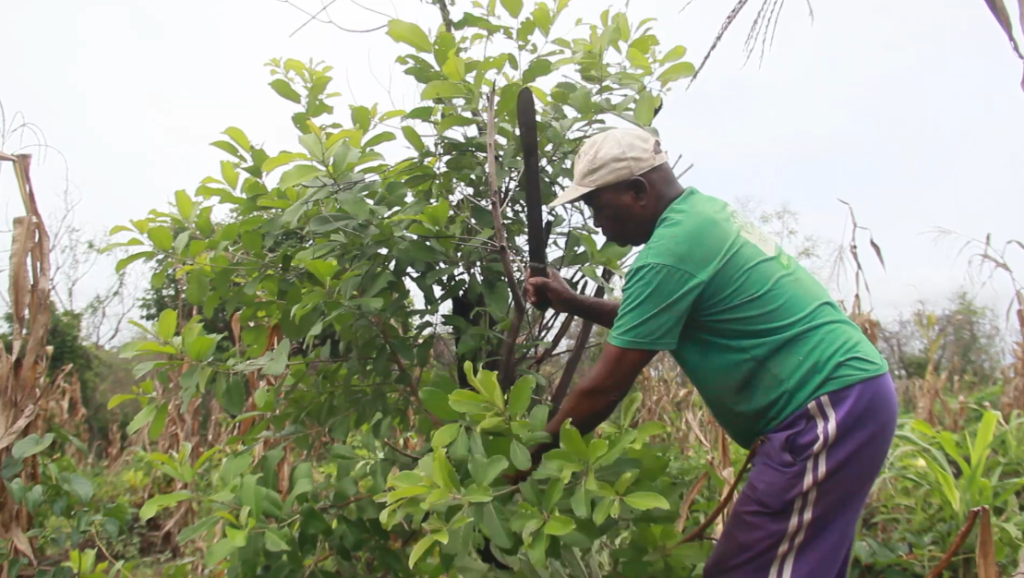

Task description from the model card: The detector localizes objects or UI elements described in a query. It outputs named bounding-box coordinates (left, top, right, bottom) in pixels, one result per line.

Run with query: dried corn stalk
left=0, top=152, right=53, bottom=572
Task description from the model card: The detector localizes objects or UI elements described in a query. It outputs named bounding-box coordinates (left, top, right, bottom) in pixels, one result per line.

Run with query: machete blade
left=517, top=86, right=550, bottom=311
left=517, top=86, right=546, bottom=275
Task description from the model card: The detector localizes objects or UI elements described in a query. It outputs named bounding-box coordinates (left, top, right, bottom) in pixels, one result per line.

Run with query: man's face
left=582, top=181, right=651, bottom=247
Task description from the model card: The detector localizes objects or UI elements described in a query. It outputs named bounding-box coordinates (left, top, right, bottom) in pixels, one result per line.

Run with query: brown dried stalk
left=675, top=440, right=760, bottom=546
left=675, top=471, right=709, bottom=532
left=0, top=152, right=54, bottom=568
left=924, top=506, right=982, bottom=578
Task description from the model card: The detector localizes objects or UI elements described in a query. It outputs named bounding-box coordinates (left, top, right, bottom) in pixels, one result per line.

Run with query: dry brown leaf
left=0, top=405, right=40, bottom=452
left=8, top=216, right=32, bottom=341
left=0, top=526, right=36, bottom=565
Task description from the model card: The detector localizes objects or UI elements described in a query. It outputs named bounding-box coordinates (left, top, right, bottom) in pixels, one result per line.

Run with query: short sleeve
left=606, top=263, right=705, bottom=351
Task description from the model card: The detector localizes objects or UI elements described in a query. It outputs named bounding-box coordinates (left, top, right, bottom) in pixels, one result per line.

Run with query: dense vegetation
left=1, top=1, right=1022, bottom=577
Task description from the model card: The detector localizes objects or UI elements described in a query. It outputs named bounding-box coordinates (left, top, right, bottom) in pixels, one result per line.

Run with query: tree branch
left=550, top=268, right=613, bottom=411
left=486, top=89, right=526, bottom=389
left=532, top=314, right=576, bottom=369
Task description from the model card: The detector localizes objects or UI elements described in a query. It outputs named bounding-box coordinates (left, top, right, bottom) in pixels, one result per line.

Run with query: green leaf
left=185, top=335, right=220, bottom=362
left=463, top=484, right=494, bottom=503
left=421, top=80, right=469, bottom=100
left=269, top=79, right=302, bottom=103
left=508, top=375, right=535, bottom=417
left=510, top=440, right=532, bottom=471
left=543, top=477, right=564, bottom=511
left=481, top=502, right=513, bottom=549
left=205, top=537, right=238, bottom=567
left=408, top=533, right=438, bottom=568
left=175, top=190, right=195, bottom=220
left=448, top=390, right=493, bottom=414
left=500, top=0, right=523, bottom=18
left=420, top=388, right=461, bottom=421
left=262, top=152, right=308, bottom=172
left=635, top=91, right=657, bottom=126
left=422, top=198, right=450, bottom=228
left=971, top=410, right=1000, bottom=472
left=139, top=491, right=191, bottom=522
left=620, top=390, right=642, bottom=426
left=12, top=434, right=54, bottom=460
left=614, top=469, right=639, bottom=494
left=627, top=47, right=651, bottom=71
left=433, top=448, right=458, bottom=491
left=637, top=421, right=668, bottom=440
left=116, top=251, right=154, bottom=273
left=543, top=515, right=575, bottom=536
left=402, top=126, right=426, bottom=153
left=388, top=486, right=430, bottom=502
left=559, top=420, right=588, bottom=461
left=432, top=423, right=461, bottom=450
left=179, top=516, right=219, bottom=543
left=658, top=61, right=696, bottom=83
left=223, top=126, right=251, bottom=151
left=264, top=529, right=290, bottom=552
left=387, top=20, right=433, bottom=53
left=364, top=131, right=397, bottom=148
left=68, top=474, right=94, bottom=502
left=305, top=260, right=339, bottom=286
left=587, top=439, right=608, bottom=464
left=623, top=491, right=670, bottom=511
left=471, top=455, right=508, bottom=486
left=472, top=369, right=504, bottom=410
left=533, top=3, right=552, bottom=34
left=225, top=526, right=248, bottom=548
left=148, top=402, right=169, bottom=442
left=571, top=483, right=590, bottom=518
left=278, top=164, right=326, bottom=189
left=107, top=394, right=137, bottom=410
left=593, top=497, right=614, bottom=525
left=662, top=45, right=687, bottom=63
left=147, top=226, right=174, bottom=251
left=127, top=403, right=159, bottom=435
left=442, top=56, right=466, bottom=81
left=157, top=309, right=177, bottom=341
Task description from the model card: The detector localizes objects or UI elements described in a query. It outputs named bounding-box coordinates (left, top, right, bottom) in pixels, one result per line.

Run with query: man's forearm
left=564, top=295, right=619, bottom=329
left=531, top=379, right=624, bottom=463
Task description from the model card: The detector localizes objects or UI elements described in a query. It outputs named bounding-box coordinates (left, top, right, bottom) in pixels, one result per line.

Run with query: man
left=522, top=127, right=898, bottom=578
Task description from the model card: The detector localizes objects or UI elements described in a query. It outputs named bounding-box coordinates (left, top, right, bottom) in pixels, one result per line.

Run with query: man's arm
left=524, top=269, right=620, bottom=329
left=528, top=343, right=658, bottom=464
left=564, top=294, right=619, bottom=329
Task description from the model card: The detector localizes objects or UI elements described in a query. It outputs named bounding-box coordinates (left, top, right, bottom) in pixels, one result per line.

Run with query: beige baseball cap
left=549, top=127, right=669, bottom=208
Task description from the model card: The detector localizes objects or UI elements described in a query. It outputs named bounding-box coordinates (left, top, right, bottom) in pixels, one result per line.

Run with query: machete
left=517, top=86, right=552, bottom=311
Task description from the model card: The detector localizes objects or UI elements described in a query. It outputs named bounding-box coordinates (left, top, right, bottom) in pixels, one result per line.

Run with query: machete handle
left=528, top=262, right=551, bottom=312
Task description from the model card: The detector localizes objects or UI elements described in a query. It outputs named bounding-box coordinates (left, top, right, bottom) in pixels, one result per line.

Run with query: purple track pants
left=703, top=372, right=898, bottom=578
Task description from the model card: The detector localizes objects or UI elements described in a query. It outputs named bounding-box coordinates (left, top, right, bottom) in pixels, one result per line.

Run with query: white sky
left=2, top=0, right=1023, bottom=330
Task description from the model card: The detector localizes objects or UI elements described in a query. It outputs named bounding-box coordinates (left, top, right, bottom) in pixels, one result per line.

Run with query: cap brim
left=548, top=183, right=594, bottom=208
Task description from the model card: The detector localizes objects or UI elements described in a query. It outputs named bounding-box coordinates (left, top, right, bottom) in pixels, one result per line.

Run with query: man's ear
left=628, top=176, right=650, bottom=204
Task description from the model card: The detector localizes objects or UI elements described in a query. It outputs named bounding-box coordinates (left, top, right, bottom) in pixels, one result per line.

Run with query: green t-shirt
left=606, top=188, right=888, bottom=448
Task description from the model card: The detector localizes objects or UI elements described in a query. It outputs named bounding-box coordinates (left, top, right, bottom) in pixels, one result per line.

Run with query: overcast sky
left=2, top=0, right=1023, bottom=331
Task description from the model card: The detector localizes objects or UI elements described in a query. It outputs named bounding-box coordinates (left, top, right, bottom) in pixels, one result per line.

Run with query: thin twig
left=383, top=439, right=422, bottom=460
